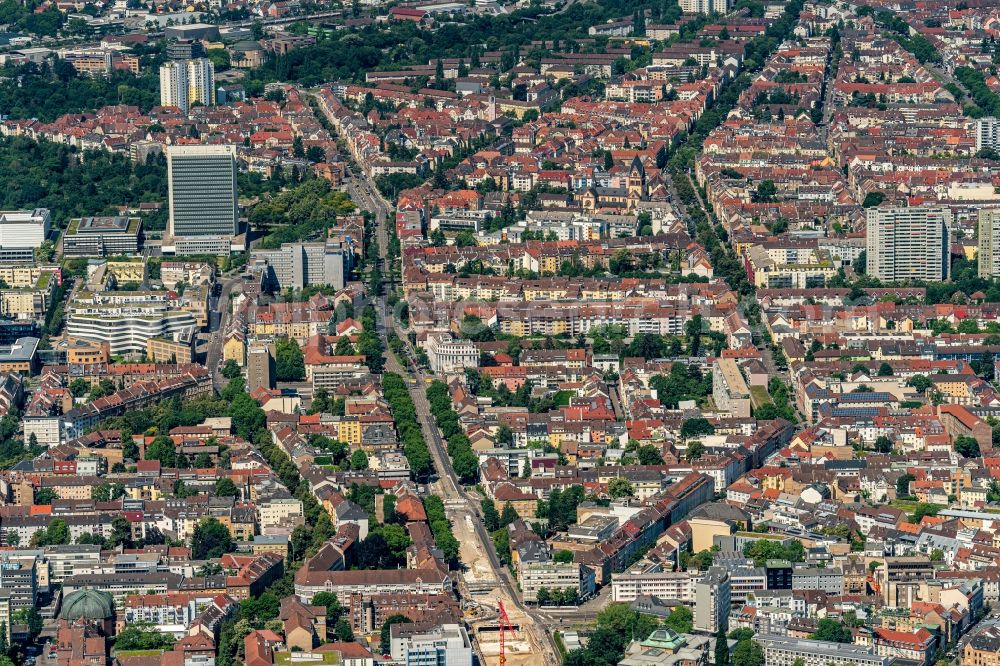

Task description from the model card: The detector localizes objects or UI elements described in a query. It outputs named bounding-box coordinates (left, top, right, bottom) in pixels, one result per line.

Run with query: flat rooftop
left=67, top=216, right=140, bottom=235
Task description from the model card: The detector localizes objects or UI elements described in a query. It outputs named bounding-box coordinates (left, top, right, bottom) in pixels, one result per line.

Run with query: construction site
left=447, top=498, right=554, bottom=666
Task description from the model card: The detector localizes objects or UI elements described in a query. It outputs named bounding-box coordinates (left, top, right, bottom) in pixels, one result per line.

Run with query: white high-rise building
left=0, top=209, right=50, bottom=261
left=866, top=207, right=952, bottom=282
left=159, top=59, right=215, bottom=113
left=977, top=208, right=1000, bottom=278
left=186, top=58, right=215, bottom=107
left=976, top=117, right=1000, bottom=153
left=680, top=0, right=731, bottom=14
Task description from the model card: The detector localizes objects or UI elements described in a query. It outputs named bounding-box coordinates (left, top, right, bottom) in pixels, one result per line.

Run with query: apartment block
left=390, top=623, right=472, bottom=666
left=976, top=117, right=1000, bottom=153
left=611, top=569, right=696, bottom=603
left=713, top=358, right=751, bottom=418
left=694, top=567, right=730, bottom=634
left=680, top=0, right=731, bottom=14
left=159, top=58, right=215, bottom=113
left=250, top=240, right=352, bottom=292
left=866, top=207, right=951, bottom=282
left=977, top=208, right=1000, bottom=278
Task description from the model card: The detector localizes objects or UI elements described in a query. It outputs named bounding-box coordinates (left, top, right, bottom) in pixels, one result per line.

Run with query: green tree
left=896, top=473, right=915, bottom=497
left=311, top=592, right=343, bottom=631
left=275, top=338, right=305, bottom=381
left=482, top=498, right=500, bottom=532
left=500, top=502, right=519, bottom=528
left=114, top=621, right=176, bottom=651
left=91, top=482, right=125, bottom=502
left=221, top=359, right=242, bottom=379
left=554, top=549, right=574, bottom=563
left=955, top=435, right=981, bottom=458
left=664, top=605, right=693, bottom=634
left=608, top=477, right=634, bottom=499
left=874, top=436, right=893, bottom=453
left=753, top=180, right=777, bottom=202
left=334, top=617, right=354, bottom=641
left=681, top=417, right=714, bottom=439
left=350, top=449, right=369, bottom=470
left=732, top=640, right=764, bottom=666
left=12, top=607, right=42, bottom=639
left=911, top=502, right=942, bottom=523
left=907, top=374, right=931, bottom=393
left=810, top=618, right=853, bottom=643
left=637, top=444, right=664, bottom=465
left=108, top=515, right=134, bottom=549
left=215, top=477, right=239, bottom=497
left=191, top=517, right=235, bottom=559
left=229, top=392, right=266, bottom=440
left=685, top=440, right=706, bottom=461
left=34, top=487, right=58, bottom=505
left=69, top=378, right=89, bottom=397
left=145, top=435, right=176, bottom=467
left=716, top=629, right=730, bottom=666
left=877, top=362, right=893, bottom=376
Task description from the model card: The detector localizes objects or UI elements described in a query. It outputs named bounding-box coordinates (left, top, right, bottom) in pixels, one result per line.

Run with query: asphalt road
left=342, top=154, right=562, bottom=662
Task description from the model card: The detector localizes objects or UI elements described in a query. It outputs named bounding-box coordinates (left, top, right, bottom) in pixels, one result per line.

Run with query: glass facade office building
left=167, top=145, right=238, bottom=238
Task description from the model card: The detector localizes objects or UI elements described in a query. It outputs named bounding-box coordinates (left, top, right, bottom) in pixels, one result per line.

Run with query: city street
left=341, top=151, right=562, bottom=664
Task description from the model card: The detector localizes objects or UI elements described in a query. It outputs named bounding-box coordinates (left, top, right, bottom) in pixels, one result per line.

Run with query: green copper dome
left=59, top=589, right=114, bottom=621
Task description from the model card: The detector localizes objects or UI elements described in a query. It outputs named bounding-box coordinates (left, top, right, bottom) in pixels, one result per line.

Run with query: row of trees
left=423, top=494, right=460, bottom=565
left=536, top=587, right=579, bottom=606
left=382, top=373, right=433, bottom=478
left=426, top=380, right=480, bottom=483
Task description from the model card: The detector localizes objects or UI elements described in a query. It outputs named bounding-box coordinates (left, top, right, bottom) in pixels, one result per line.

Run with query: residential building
left=612, top=570, right=695, bottom=603
left=873, top=627, right=935, bottom=666
left=694, top=567, right=730, bottom=634
left=976, top=117, right=1000, bottom=153
left=159, top=58, right=215, bottom=113
left=247, top=343, right=274, bottom=393
left=713, top=358, right=751, bottom=418
left=66, top=291, right=197, bottom=355
left=866, top=207, right=952, bottom=282
left=0, top=337, right=39, bottom=374
left=294, top=568, right=452, bottom=605
left=680, top=0, right=730, bottom=14
left=791, top=567, right=843, bottom=595
left=0, top=554, right=38, bottom=609
left=251, top=240, right=352, bottom=292
left=146, top=332, right=195, bottom=363
left=978, top=208, right=1000, bottom=278
left=963, top=625, right=1000, bottom=666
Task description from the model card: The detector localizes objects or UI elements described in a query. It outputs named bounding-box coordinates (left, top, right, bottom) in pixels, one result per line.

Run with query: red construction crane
left=498, top=599, right=514, bottom=666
